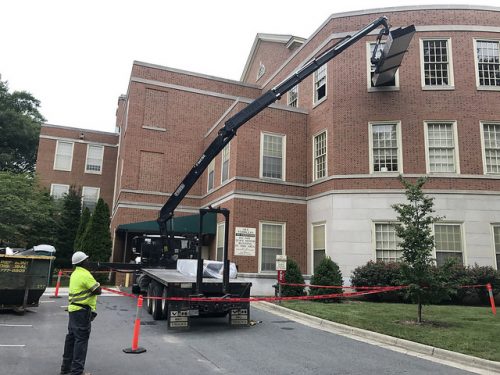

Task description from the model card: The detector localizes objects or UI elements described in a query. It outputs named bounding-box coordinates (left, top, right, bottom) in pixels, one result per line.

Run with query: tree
left=310, top=257, right=343, bottom=302
left=0, top=79, right=45, bottom=174
left=281, top=259, right=306, bottom=297
left=0, top=171, right=57, bottom=247
left=79, top=198, right=112, bottom=262
left=391, top=176, right=444, bottom=323
left=74, top=207, right=90, bottom=252
left=54, top=186, right=81, bottom=268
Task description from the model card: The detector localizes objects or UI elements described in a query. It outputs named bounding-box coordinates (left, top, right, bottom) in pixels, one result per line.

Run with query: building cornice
left=39, top=134, right=118, bottom=148
left=42, top=123, right=118, bottom=136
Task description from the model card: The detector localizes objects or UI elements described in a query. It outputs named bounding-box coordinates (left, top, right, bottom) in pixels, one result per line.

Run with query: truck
left=103, top=16, right=415, bottom=329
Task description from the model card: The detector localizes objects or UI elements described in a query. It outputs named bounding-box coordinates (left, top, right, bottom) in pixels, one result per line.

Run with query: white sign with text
left=234, top=227, right=256, bottom=256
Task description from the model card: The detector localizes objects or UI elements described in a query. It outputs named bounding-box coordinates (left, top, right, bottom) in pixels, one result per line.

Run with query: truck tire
left=146, top=282, right=154, bottom=314
left=151, top=283, right=163, bottom=320
left=161, top=287, right=169, bottom=319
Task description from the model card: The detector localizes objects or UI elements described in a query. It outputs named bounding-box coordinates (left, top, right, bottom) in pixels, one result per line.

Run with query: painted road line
left=0, top=345, right=26, bottom=347
left=39, top=300, right=55, bottom=303
left=0, top=324, right=32, bottom=327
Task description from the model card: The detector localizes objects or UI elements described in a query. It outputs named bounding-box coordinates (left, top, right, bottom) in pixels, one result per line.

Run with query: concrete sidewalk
left=254, top=301, right=500, bottom=375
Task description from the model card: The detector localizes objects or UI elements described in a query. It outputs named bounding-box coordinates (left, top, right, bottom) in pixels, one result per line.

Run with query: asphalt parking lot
left=0, top=291, right=486, bottom=375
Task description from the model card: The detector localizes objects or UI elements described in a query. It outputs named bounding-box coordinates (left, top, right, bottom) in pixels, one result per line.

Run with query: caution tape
left=279, top=282, right=408, bottom=290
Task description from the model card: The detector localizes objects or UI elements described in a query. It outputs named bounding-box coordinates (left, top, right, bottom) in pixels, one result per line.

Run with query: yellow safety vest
left=68, top=266, right=100, bottom=312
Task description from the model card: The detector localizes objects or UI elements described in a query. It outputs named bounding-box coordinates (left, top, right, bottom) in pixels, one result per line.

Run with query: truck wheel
left=146, top=282, right=154, bottom=314
left=151, top=283, right=163, bottom=320
left=161, top=287, right=169, bottom=319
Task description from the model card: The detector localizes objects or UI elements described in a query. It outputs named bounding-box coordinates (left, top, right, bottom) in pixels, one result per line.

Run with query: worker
left=60, top=251, right=101, bottom=375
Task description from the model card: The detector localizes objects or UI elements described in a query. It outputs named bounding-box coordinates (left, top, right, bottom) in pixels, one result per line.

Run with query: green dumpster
left=0, top=254, right=55, bottom=312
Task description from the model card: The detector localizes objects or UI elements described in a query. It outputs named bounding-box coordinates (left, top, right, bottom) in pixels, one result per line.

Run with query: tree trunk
left=417, top=295, right=422, bottom=323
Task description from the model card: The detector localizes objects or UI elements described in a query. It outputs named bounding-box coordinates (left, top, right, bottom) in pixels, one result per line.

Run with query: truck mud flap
left=167, top=301, right=190, bottom=329
left=229, top=305, right=250, bottom=327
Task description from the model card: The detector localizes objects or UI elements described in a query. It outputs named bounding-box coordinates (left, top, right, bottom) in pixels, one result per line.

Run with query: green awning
left=116, top=213, right=216, bottom=235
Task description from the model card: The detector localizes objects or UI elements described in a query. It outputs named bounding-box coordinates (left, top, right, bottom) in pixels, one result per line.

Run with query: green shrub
left=281, top=259, right=306, bottom=297
left=310, top=257, right=343, bottom=302
left=350, top=261, right=404, bottom=302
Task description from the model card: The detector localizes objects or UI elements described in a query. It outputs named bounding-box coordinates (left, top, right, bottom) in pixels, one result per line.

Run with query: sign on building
left=234, top=227, right=256, bottom=256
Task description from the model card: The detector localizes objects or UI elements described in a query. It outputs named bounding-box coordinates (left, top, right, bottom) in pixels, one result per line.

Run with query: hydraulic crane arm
left=158, top=16, right=413, bottom=235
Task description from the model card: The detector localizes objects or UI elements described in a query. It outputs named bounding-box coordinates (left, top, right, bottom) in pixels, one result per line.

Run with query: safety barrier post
left=486, top=283, right=496, bottom=316
left=50, top=270, right=63, bottom=299
left=123, top=295, right=147, bottom=354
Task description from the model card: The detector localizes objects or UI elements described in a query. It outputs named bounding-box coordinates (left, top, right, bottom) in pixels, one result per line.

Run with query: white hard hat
left=72, top=251, right=89, bottom=265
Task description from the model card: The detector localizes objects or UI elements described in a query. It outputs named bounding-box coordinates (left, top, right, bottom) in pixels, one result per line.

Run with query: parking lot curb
left=254, top=301, right=500, bottom=374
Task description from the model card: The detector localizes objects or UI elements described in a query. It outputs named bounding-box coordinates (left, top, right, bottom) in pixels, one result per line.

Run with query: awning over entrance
left=116, top=212, right=217, bottom=235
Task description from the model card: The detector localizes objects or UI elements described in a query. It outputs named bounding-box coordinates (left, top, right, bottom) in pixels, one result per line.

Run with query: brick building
left=36, top=124, right=118, bottom=210
left=39, top=5, right=500, bottom=284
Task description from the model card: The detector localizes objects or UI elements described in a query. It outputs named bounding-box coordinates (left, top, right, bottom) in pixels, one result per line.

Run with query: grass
left=282, top=300, right=500, bottom=362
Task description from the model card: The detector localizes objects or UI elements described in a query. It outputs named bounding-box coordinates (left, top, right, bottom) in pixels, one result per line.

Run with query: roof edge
left=42, top=123, right=118, bottom=136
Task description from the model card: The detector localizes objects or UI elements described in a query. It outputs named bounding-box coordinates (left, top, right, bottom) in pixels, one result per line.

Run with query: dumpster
left=0, top=253, right=55, bottom=312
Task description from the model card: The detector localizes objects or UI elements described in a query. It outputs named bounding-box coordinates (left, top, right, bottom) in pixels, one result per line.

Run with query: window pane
left=263, top=134, right=283, bottom=179
left=288, top=85, right=298, bottom=107
left=261, top=223, right=283, bottom=271
left=314, top=65, right=327, bottom=101
left=427, top=123, right=455, bottom=172
left=313, top=250, right=326, bottom=272
left=207, top=160, right=215, bottom=190
left=314, top=132, right=327, bottom=180
left=372, top=124, right=398, bottom=172
left=51, top=184, right=69, bottom=199
left=313, top=224, right=326, bottom=271
left=375, top=223, right=401, bottom=262
left=477, top=41, right=500, bottom=87
left=423, top=40, right=450, bottom=86
left=86, top=145, right=104, bottom=172
left=54, top=141, right=73, bottom=170
left=483, top=124, right=500, bottom=173
left=435, top=224, right=463, bottom=266
left=221, top=144, right=230, bottom=182
left=82, top=187, right=99, bottom=211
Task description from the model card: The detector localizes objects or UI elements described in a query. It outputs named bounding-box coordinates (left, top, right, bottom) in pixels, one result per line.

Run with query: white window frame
left=366, top=42, right=399, bottom=91
left=81, top=186, right=100, bottom=210
left=313, top=64, right=327, bottom=105
left=216, top=221, right=225, bottom=262
left=221, top=143, right=230, bottom=184
left=260, top=132, right=286, bottom=181
left=50, top=183, right=70, bottom=199
left=368, top=121, right=403, bottom=174
left=419, top=38, right=455, bottom=90
left=53, top=140, right=74, bottom=171
left=258, top=221, right=286, bottom=273
left=424, top=121, right=460, bottom=174
left=480, top=121, right=500, bottom=175
left=85, top=144, right=104, bottom=174
left=491, top=224, right=500, bottom=270
left=207, top=159, right=215, bottom=191
left=287, top=85, right=298, bottom=107
left=313, top=130, right=327, bottom=181
left=373, top=222, right=402, bottom=263
left=312, top=222, right=326, bottom=273
left=473, top=39, right=500, bottom=90
left=433, top=223, right=465, bottom=267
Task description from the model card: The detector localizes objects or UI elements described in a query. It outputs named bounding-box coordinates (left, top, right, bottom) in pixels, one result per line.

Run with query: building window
left=312, top=223, right=326, bottom=272
left=288, top=85, right=298, bottom=107
left=425, top=122, right=459, bottom=173
left=475, top=40, right=500, bottom=88
left=50, top=184, right=69, bottom=200
left=493, top=225, right=500, bottom=269
left=261, top=133, right=285, bottom=180
left=221, top=144, right=230, bottom=183
left=216, top=222, right=225, bottom=262
left=207, top=159, right=215, bottom=191
left=313, top=64, right=327, bottom=103
left=421, top=39, right=454, bottom=88
left=481, top=123, right=500, bottom=174
left=375, top=223, right=402, bottom=262
left=82, top=186, right=100, bottom=211
left=85, top=144, right=104, bottom=174
left=367, top=42, right=398, bottom=89
left=369, top=122, right=401, bottom=173
left=260, top=222, right=285, bottom=272
left=313, top=131, right=327, bottom=180
left=53, top=141, right=74, bottom=171
left=434, top=224, right=463, bottom=267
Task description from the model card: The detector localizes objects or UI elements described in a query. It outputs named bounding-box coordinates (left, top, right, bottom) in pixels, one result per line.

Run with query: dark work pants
left=61, top=308, right=92, bottom=375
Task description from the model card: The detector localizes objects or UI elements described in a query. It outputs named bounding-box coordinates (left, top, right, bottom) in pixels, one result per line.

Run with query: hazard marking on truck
left=171, top=311, right=178, bottom=317
left=231, top=309, right=247, bottom=315
left=230, top=319, right=248, bottom=325
left=231, top=314, right=248, bottom=319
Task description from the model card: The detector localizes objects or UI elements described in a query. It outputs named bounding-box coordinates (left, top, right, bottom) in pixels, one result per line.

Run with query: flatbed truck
left=103, top=16, right=415, bottom=329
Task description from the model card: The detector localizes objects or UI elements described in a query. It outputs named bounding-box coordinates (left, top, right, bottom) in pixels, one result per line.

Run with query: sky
left=1, top=0, right=499, bottom=133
